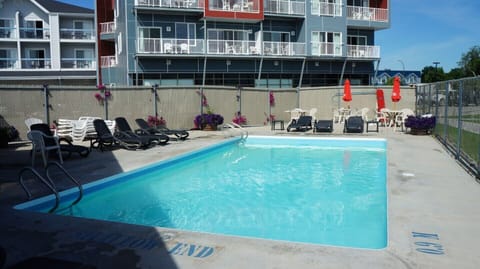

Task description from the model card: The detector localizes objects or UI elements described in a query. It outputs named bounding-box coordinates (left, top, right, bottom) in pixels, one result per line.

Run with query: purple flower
left=194, top=113, right=224, bottom=128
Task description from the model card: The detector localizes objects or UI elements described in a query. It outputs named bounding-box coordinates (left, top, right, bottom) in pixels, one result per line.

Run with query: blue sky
left=60, top=0, right=479, bottom=72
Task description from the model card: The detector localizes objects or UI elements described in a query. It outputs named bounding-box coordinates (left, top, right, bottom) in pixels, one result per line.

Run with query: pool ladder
left=223, top=122, right=248, bottom=141
left=18, top=161, right=83, bottom=213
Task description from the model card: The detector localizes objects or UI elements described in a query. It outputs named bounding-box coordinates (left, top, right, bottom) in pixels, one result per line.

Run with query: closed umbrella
left=376, top=88, right=385, bottom=111
left=342, top=79, right=352, bottom=103
left=391, top=76, right=401, bottom=108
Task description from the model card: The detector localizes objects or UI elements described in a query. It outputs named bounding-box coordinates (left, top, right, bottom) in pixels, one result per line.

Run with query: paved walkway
left=1, top=125, right=479, bottom=268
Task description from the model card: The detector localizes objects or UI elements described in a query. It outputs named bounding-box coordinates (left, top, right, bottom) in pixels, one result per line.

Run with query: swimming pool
left=16, top=136, right=387, bottom=249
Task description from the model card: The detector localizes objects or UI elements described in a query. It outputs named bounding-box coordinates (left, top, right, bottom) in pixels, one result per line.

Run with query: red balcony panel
left=204, top=0, right=264, bottom=21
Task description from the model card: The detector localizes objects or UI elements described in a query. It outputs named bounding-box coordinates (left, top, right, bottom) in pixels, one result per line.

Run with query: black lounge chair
left=30, top=123, right=90, bottom=159
left=287, top=115, right=312, bottom=132
left=93, top=119, right=147, bottom=151
left=343, top=116, right=364, bottom=133
left=115, top=117, right=169, bottom=145
left=314, top=120, right=333, bottom=133
left=135, top=118, right=189, bottom=141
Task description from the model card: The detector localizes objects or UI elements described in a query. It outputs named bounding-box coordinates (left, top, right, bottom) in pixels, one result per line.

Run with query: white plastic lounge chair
left=25, top=118, right=43, bottom=131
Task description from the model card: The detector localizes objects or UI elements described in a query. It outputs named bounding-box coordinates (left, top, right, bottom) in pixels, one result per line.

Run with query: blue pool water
left=16, top=136, right=387, bottom=249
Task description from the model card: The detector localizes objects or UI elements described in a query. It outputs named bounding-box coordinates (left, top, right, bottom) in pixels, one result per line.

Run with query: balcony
left=100, top=22, right=116, bottom=35
left=311, top=42, right=342, bottom=56
left=347, top=6, right=388, bottom=22
left=135, top=0, right=202, bottom=9
left=0, top=58, right=18, bottom=69
left=0, top=27, right=16, bottom=39
left=60, top=29, right=95, bottom=40
left=209, top=0, right=259, bottom=12
left=264, top=0, right=305, bottom=16
left=137, top=37, right=306, bottom=56
left=61, top=58, right=96, bottom=69
left=101, top=55, right=117, bottom=68
left=311, top=2, right=342, bottom=16
left=138, top=38, right=204, bottom=54
left=19, top=28, right=50, bottom=39
left=263, top=41, right=305, bottom=56
left=21, top=58, right=52, bottom=69
left=347, top=45, right=380, bottom=58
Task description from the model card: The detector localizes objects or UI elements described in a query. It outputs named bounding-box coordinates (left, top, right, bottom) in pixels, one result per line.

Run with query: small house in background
left=0, top=0, right=96, bottom=85
left=374, top=70, right=421, bottom=85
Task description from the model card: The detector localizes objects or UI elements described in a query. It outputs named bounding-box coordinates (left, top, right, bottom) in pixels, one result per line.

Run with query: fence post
left=42, top=84, right=50, bottom=125
left=104, top=86, right=109, bottom=120
left=456, top=80, right=464, bottom=160
left=152, top=84, right=158, bottom=118
left=443, top=82, right=448, bottom=141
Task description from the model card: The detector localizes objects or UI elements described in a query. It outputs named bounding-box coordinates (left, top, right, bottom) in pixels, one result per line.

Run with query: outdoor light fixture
left=166, top=59, right=171, bottom=65
left=226, top=60, right=231, bottom=66
left=274, top=60, right=279, bottom=66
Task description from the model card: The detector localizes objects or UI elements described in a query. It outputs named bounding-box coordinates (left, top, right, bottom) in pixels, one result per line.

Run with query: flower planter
left=203, top=124, right=217, bottom=131
left=405, top=115, right=436, bottom=136
left=409, top=128, right=430, bottom=135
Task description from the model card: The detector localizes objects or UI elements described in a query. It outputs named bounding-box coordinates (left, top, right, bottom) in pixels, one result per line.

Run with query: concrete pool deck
left=1, top=125, right=479, bottom=268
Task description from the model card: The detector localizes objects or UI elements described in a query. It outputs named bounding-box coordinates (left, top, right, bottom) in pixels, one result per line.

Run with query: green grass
left=446, top=114, right=480, bottom=124
left=435, top=123, right=480, bottom=163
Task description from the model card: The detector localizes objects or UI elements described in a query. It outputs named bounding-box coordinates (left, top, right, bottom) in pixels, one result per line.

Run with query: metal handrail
left=18, top=167, right=60, bottom=213
left=223, top=122, right=248, bottom=140
left=46, top=161, right=83, bottom=206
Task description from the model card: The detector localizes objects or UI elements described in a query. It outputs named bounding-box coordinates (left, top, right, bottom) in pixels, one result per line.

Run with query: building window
left=311, top=31, right=342, bottom=56
left=175, top=22, right=196, bottom=46
left=0, top=19, right=14, bottom=38
left=138, top=27, right=162, bottom=53
left=207, top=29, right=249, bottom=54
left=311, top=0, right=342, bottom=17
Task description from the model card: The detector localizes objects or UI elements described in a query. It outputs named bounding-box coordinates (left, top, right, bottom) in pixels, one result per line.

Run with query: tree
left=458, top=45, right=480, bottom=77
left=445, top=68, right=466, bottom=80
left=422, top=66, right=445, bottom=83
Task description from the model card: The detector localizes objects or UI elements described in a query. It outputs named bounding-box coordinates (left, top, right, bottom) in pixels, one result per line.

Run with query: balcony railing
left=0, top=27, right=16, bottom=38
left=19, top=28, right=50, bottom=39
left=21, top=58, right=52, bottom=69
left=347, top=6, right=388, bottom=22
left=311, top=2, right=342, bottom=16
left=61, top=58, right=96, bottom=69
left=311, top=42, right=342, bottom=56
left=263, top=41, right=305, bottom=56
left=209, top=0, right=259, bottom=12
left=138, top=38, right=204, bottom=54
left=100, top=22, right=116, bottom=34
left=136, top=0, right=202, bottom=9
left=347, top=45, right=380, bottom=58
left=0, top=58, right=18, bottom=69
left=101, top=55, right=117, bottom=68
left=264, top=0, right=305, bottom=16
left=60, top=29, right=95, bottom=40
left=138, top=38, right=306, bottom=56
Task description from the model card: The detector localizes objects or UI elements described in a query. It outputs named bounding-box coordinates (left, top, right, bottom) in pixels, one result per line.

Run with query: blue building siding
left=99, top=0, right=390, bottom=87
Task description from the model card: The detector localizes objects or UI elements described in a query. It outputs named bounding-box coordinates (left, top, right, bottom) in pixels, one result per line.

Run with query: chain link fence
left=415, top=77, right=480, bottom=179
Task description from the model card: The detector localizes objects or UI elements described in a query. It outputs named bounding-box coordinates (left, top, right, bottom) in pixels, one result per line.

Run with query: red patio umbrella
left=342, top=79, right=352, bottom=103
left=392, top=76, right=401, bottom=103
left=376, top=88, right=385, bottom=111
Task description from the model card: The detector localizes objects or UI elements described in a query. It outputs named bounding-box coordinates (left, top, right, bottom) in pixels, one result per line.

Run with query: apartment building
left=98, top=0, right=389, bottom=87
left=0, top=0, right=96, bottom=84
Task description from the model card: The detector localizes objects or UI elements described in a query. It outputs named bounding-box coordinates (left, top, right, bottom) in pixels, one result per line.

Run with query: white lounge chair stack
left=56, top=117, right=116, bottom=142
